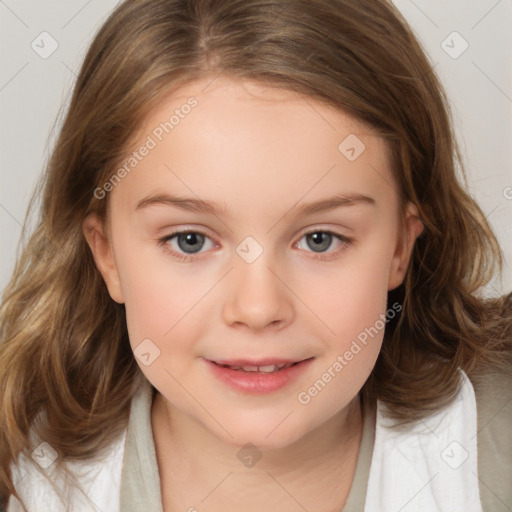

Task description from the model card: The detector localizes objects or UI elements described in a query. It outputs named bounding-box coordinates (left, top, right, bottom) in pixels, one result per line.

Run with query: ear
left=387, top=202, right=424, bottom=291
left=83, top=212, right=125, bottom=304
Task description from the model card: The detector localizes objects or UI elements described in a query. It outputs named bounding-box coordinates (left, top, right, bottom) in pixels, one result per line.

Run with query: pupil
left=178, top=233, right=204, bottom=253
left=308, top=232, right=331, bottom=252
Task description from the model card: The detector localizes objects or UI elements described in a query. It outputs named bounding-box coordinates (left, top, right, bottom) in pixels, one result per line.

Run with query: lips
left=205, top=357, right=314, bottom=394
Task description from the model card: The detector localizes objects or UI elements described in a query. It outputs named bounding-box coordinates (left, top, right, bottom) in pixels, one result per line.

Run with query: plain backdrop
left=1, top=0, right=511, bottom=298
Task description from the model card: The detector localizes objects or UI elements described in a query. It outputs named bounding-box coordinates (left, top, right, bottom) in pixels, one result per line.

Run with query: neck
left=152, top=393, right=364, bottom=512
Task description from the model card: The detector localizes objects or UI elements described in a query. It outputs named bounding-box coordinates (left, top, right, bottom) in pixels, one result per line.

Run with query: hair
left=1, top=0, right=511, bottom=508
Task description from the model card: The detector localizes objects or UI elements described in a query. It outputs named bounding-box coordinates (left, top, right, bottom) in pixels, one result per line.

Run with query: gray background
left=1, top=0, right=511, bottom=297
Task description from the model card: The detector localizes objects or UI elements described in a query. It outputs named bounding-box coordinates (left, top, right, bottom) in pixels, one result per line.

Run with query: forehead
left=109, top=76, right=397, bottom=219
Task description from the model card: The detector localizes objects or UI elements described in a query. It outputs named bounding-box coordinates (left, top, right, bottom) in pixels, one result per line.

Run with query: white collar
left=364, top=369, right=482, bottom=511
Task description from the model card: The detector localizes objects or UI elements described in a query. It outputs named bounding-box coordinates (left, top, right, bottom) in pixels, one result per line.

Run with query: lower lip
left=205, top=358, right=314, bottom=394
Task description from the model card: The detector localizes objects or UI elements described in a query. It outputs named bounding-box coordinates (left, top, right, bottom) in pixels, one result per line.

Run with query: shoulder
left=469, top=367, right=512, bottom=511
left=7, top=428, right=128, bottom=512
left=471, top=366, right=512, bottom=445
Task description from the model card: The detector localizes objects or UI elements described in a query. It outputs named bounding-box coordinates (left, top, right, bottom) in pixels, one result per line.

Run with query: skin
left=83, top=76, right=423, bottom=511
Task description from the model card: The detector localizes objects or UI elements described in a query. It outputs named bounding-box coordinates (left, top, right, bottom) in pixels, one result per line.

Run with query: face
left=84, top=77, right=422, bottom=449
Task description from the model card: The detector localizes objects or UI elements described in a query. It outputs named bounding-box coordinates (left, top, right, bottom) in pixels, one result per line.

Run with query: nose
left=222, top=253, right=294, bottom=332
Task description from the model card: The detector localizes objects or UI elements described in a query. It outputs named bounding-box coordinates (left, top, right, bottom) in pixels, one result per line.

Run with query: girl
left=1, top=0, right=511, bottom=511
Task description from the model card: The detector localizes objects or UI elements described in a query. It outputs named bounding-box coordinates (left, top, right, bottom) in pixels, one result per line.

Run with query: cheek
left=295, top=251, right=393, bottom=421
left=120, top=259, right=199, bottom=347
left=116, top=252, right=210, bottom=393
left=109, top=227, right=190, bottom=348
left=310, top=239, right=395, bottom=342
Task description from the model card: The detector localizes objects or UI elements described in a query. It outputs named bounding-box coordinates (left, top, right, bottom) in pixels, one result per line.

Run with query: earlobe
left=82, top=212, right=125, bottom=304
left=388, top=203, right=424, bottom=291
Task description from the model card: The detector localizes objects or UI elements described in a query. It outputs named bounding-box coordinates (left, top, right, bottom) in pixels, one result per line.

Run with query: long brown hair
left=1, top=0, right=511, bottom=507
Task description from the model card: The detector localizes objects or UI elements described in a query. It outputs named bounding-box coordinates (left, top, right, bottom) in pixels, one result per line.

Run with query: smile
left=205, top=358, right=314, bottom=394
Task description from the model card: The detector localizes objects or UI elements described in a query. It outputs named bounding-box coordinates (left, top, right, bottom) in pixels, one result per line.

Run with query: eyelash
left=158, top=228, right=353, bottom=263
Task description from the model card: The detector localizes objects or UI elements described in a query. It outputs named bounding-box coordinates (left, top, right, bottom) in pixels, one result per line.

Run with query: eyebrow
left=135, top=192, right=376, bottom=217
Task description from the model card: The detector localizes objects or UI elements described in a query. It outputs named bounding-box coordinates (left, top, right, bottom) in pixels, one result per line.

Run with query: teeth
left=223, top=362, right=295, bottom=373
left=241, top=365, right=259, bottom=372
left=258, top=365, right=277, bottom=373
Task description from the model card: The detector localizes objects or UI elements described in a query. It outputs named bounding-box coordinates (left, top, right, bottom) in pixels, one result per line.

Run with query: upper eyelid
left=162, top=226, right=351, bottom=240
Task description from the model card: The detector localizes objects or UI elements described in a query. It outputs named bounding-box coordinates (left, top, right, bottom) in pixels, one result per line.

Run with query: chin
left=211, top=416, right=310, bottom=452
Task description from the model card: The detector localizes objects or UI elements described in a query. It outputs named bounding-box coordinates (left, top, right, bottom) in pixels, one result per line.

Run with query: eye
left=295, top=230, right=352, bottom=261
left=159, top=230, right=215, bottom=261
left=159, top=228, right=352, bottom=263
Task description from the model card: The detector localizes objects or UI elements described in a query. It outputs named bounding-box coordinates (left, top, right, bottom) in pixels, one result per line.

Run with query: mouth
left=205, top=357, right=315, bottom=394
